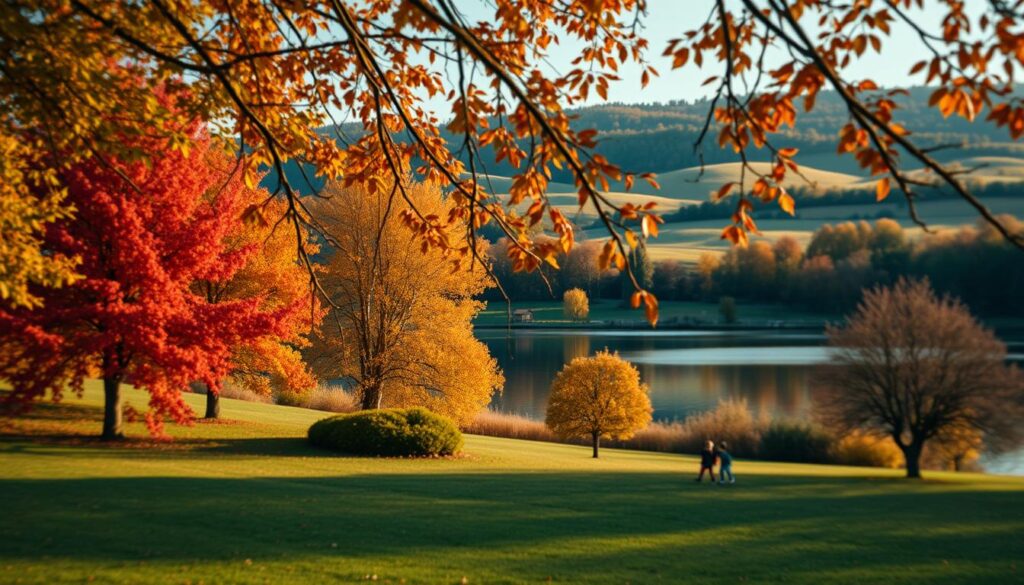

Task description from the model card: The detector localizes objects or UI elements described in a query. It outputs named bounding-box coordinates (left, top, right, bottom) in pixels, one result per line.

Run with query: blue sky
left=445, top=0, right=962, bottom=108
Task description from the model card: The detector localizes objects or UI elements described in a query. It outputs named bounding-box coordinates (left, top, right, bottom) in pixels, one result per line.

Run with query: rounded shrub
left=308, top=408, right=463, bottom=457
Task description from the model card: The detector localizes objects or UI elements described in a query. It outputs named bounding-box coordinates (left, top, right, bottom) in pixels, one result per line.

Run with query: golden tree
left=306, top=179, right=503, bottom=426
left=562, top=288, right=589, bottom=322
left=545, top=350, right=652, bottom=458
left=0, top=129, right=80, bottom=308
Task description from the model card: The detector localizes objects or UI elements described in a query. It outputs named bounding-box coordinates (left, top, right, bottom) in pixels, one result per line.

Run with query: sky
left=443, top=0, right=966, bottom=108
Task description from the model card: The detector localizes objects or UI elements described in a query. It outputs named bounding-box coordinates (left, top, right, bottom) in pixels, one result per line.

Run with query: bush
left=674, top=399, right=762, bottom=457
left=758, top=421, right=833, bottom=463
left=308, top=408, right=463, bottom=457
left=832, top=431, right=903, bottom=468
left=274, top=388, right=306, bottom=407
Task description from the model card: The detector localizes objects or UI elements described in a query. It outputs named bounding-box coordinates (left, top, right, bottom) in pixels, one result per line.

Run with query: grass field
left=474, top=299, right=835, bottom=327
left=2, top=383, right=1022, bottom=584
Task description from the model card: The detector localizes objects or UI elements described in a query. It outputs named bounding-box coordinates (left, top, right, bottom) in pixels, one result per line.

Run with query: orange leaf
left=714, top=182, right=736, bottom=201
left=630, top=291, right=643, bottom=309
left=643, top=292, right=659, bottom=327
left=876, top=177, right=891, bottom=202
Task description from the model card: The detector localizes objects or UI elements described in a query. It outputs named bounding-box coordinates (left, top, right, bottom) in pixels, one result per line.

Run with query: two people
left=695, top=439, right=735, bottom=484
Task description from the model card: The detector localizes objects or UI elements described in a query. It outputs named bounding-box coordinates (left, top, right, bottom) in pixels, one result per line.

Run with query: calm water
left=476, top=327, right=1024, bottom=475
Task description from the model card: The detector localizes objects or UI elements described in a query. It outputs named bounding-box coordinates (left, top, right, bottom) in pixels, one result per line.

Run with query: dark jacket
left=718, top=449, right=733, bottom=466
left=700, top=448, right=717, bottom=467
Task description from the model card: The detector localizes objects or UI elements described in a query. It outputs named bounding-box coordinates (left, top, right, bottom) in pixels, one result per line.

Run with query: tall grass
left=470, top=399, right=907, bottom=468
left=276, top=385, right=358, bottom=413
left=465, top=410, right=561, bottom=443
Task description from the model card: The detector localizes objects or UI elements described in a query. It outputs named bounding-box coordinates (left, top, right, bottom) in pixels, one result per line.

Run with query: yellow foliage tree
left=545, top=350, right=652, bottom=458
left=0, top=129, right=80, bottom=308
left=562, top=288, right=589, bottom=322
left=306, top=179, right=503, bottom=426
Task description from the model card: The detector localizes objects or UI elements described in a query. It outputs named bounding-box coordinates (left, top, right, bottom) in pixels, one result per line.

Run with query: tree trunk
left=901, top=442, right=923, bottom=479
left=204, top=389, right=220, bottom=419
left=592, top=432, right=600, bottom=459
left=102, top=376, right=124, bottom=440
left=359, top=382, right=382, bottom=411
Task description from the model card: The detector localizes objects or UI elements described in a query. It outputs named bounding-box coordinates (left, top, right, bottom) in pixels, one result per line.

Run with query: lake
left=476, top=327, right=1024, bottom=475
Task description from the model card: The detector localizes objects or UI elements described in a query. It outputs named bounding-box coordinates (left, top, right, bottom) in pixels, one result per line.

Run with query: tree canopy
left=4, top=1, right=1023, bottom=325
left=306, top=179, right=503, bottom=426
left=0, top=126, right=304, bottom=437
left=817, top=279, right=1024, bottom=478
left=545, top=350, right=652, bottom=458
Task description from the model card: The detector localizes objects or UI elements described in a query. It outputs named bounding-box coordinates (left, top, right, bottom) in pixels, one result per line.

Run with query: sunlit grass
left=1, top=383, right=1021, bottom=584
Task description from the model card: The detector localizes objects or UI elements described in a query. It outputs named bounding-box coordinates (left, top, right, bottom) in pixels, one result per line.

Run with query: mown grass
left=474, top=299, right=835, bottom=327
left=1, top=382, right=1022, bottom=584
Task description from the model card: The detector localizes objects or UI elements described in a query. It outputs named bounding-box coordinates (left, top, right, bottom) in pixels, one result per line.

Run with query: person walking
left=695, top=440, right=717, bottom=482
left=718, top=441, right=735, bottom=484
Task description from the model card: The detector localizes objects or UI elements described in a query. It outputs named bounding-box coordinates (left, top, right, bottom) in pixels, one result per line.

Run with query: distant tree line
left=671, top=216, right=1024, bottom=315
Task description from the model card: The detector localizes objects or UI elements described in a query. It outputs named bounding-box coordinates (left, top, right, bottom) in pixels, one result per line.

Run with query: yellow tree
left=562, top=288, right=589, bottom=322
left=545, top=350, right=652, bottom=458
left=306, top=179, right=503, bottom=426
left=0, top=129, right=80, bottom=308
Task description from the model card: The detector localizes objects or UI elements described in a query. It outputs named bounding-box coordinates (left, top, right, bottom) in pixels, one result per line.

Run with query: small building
left=512, top=309, right=534, bottom=323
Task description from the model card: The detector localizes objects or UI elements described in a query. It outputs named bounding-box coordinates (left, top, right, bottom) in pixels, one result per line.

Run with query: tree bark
left=902, top=442, right=923, bottom=479
left=102, top=375, right=124, bottom=440
left=204, top=389, right=220, bottom=419
left=592, top=431, right=600, bottom=459
left=360, top=381, right=383, bottom=411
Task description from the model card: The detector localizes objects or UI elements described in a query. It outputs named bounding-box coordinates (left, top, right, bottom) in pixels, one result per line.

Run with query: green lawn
left=1, top=383, right=1022, bottom=584
left=475, top=299, right=836, bottom=327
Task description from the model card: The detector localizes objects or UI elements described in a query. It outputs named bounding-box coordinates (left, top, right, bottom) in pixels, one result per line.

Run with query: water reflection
left=477, top=328, right=827, bottom=421
left=477, top=327, right=1023, bottom=475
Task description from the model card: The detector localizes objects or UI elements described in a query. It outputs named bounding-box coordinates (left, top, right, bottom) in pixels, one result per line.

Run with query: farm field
left=2, top=385, right=1021, bottom=584
left=603, top=196, right=1024, bottom=263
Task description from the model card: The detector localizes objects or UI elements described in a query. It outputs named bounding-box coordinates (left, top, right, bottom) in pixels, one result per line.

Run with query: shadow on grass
left=0, top=468, right=1021, bottom=583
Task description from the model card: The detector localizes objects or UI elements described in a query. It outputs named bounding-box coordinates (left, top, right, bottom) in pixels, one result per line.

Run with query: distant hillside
left=453, top=86, right=1024, bottom=182
left=270, top=85, right=1023, bottom=198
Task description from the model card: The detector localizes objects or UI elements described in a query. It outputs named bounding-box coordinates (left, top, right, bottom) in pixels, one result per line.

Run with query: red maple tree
left=0, top=124, right=302, bottom=439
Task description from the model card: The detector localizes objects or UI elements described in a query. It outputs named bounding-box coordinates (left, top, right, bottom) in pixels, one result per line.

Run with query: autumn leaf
left=778, top=191, right=796, bottom=216
left=876, top=177, right=892, bottom=202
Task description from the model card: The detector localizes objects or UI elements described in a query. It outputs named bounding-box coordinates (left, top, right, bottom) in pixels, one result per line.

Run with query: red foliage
left=0, top=126, right=301, bottom=436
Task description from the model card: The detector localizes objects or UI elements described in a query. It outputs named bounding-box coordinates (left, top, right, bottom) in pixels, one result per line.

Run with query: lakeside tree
left=563, top=288, right=590, bottom=322
left=0, top=127, right=300, bottom=438
left=306, top=179, right=503, bottom=425
left=545, top=350, right=652, bottom=458
left=817, top=279, right=1024, bottom=478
